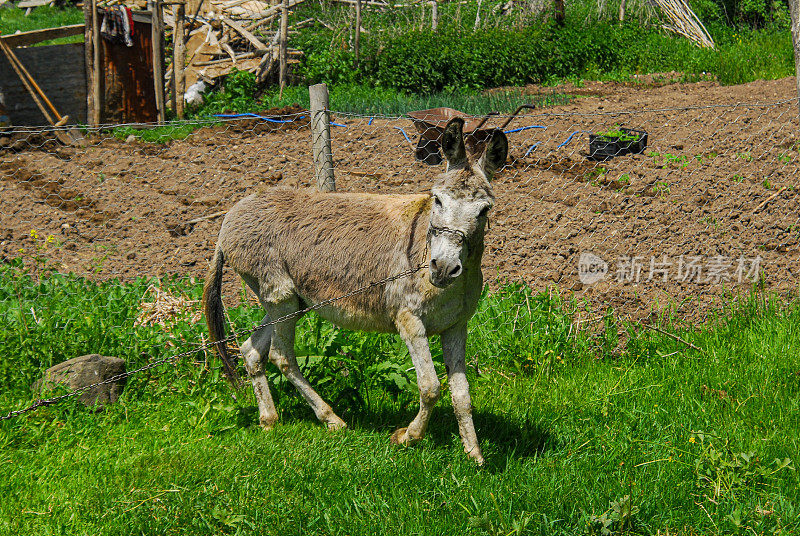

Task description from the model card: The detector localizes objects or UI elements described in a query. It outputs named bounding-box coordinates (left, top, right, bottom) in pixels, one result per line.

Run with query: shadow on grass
left=229, top=396, right=555, bottom=467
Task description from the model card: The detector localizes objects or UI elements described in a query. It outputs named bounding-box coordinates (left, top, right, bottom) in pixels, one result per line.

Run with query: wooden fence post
left=309, top=83, right=335, bottom=192
left=174, top=1, right=186, bottom=119
left=431, top=0, right=438, bottom=31
left=354, top=0, right=361, bottom=67
left=83, top=0, right=96, bottom=126
left=278, top=0, right=288, bottom=97
left=91, top=0, right=101, bottom=125
left=790, top=0, right=800, bottom=120
left=151, top=0, right=165, bottom=123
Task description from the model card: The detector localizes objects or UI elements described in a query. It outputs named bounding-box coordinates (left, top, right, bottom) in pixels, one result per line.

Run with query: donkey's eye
left=433, top=196, right=442, bottom=208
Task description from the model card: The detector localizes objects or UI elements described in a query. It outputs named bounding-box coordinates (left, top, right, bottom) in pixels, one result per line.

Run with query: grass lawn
left=0, top=5, right=83, bottom=45
left=0, top=261, right=797, bottom=535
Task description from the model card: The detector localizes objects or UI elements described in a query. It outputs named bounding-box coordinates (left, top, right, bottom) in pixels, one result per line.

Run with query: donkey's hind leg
left=266, top=297, right=347, bottom=431
left=240, top=317, right=279, bottom=430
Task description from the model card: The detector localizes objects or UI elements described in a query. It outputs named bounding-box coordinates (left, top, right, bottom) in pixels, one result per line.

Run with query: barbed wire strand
left=0, top=263, right=427, bottom=422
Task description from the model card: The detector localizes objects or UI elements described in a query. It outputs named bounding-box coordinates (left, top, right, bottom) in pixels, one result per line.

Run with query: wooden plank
left=17, top=0, right=52, bottom=8
left=193, top=57, right=259, bottom=79
left=222, top=17, right=267, bottom=50
left=1, top=24, right=84, bottom=48
left=240, top=0, right=303, bottom=20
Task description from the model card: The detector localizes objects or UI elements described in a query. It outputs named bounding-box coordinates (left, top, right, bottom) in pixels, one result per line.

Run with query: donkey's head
left=427, top=118, right=508, bottom=288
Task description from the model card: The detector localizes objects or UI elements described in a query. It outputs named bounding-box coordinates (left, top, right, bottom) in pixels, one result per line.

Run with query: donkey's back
left=217, top=187, right=434, bottom=332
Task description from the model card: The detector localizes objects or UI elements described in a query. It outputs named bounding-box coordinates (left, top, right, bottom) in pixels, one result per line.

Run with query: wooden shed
left=0, top=2, right=165, bottom=127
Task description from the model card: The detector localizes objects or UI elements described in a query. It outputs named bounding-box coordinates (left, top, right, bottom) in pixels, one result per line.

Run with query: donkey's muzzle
left=430, top=257, right=462, bottom=288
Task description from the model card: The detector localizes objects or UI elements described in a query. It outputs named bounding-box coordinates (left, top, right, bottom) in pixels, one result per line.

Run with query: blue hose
left=394, top=126, right=412, bottom=144
left=557, top=130, right=590, bottom=149
left=504, top=125, right=546, bottom=134
left=524, top=143, right=540, bottom=157
left=211, top=113, right=296, bottom=123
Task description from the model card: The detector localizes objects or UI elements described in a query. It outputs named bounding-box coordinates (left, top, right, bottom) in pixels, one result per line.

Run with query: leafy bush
left=289, top=20, right=793, bottom=94
left=195, top=68, right=260, bottom=115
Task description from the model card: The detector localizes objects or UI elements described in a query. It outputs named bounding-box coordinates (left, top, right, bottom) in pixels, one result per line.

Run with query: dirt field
left=2, top=77, right=799, bottom=322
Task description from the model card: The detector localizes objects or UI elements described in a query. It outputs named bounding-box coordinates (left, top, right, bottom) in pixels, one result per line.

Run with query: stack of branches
left=651, top=0, right=714, bottom=48
left=94, top=0, right=308, bottom=87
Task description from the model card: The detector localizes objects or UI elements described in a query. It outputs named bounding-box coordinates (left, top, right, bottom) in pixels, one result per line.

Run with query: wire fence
left=2, top=90, right=799, bottom=417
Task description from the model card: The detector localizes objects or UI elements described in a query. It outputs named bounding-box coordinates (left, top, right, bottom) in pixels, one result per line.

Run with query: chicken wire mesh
left=1, top=94, right=799, bottom=392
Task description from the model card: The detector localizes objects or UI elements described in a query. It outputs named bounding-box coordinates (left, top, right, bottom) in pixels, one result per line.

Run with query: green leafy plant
left=692, top=432, right=795, bottom=501
left=595, top=126, right=640, bottom=142
left=588, top=495, right=640, bottom=535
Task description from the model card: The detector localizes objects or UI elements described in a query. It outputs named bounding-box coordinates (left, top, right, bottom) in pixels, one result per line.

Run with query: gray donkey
left=203, top=118, right=507, bottom=464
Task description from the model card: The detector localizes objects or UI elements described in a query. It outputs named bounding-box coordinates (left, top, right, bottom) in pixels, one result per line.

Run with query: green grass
left=0, top=260, right=798, bottom=534
left=0, top=5, right=83, bottom=45
left=111, top=120, right=218, bottom=143
left=262, top=85, right=574, bottom=117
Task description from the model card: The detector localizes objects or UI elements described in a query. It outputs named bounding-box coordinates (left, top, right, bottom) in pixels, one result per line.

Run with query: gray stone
left=32, top=354, right=127, bottom=407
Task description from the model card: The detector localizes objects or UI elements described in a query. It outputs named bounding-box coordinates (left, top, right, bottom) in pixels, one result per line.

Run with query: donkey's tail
left=202, top=246, right=241, bottom=387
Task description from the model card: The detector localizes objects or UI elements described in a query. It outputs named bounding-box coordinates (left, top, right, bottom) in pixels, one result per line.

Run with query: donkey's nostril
left=448, top=264, right=462, bottom=278
left=431, top=258, right=439, bottom=270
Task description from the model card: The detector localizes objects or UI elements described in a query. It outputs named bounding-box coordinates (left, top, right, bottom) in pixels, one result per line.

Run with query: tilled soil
left=2, top=78, right=799, bottom=322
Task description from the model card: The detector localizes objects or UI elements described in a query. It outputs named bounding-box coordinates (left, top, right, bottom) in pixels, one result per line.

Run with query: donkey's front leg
left=442, top=322, right=484, bottom=465
left=391, top=310, right=440, bottom=447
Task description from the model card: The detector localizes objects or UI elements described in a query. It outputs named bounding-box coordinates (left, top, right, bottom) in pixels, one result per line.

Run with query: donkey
left=203, top=118, right=507, bottom=464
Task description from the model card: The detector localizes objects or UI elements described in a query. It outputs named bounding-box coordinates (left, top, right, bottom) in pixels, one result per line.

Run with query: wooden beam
left=17, top=0, right=53, bottom=8
left=1, top=24, right=84, bottom=48
left=174, top=1, right=186, bottom=119
left=92, top=0, right=101, bottom=125
left=151, top=0, right=166, bottom=123
left=354, top=0, right=361, bottom=67
left=279, top=0, right=288, bottom=97
left=83, top=0, right=96, bottom=127
left=222, top=17, right=268, bottom=50
left=791, top=0, right=800, bottom=121
left=243, top=0, right=303, bottom=21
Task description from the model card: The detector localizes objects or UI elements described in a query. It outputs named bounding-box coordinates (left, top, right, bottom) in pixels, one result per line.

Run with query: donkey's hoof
left=259, top=417, right=278, bottom=431
left=390, top=427, right=409, bottom=445
left=390, top=427, right=420, bottom=446
left=325, top=417, right=347, bottom=431
left=470, top=453, right=486, bottom=466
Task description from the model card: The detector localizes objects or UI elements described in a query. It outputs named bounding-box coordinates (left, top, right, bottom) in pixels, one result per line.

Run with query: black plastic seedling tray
left=588, top=127, right=648, bottom=160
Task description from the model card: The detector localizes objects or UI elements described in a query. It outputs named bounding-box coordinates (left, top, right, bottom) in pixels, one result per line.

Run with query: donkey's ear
left=441, top=117, right=467, bottom=169
left=479, top=129, right=508, bottom=180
